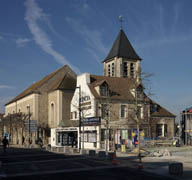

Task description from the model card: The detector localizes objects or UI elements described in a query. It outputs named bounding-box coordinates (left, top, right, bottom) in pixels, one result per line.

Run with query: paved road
left=0, top=147, right=175, bottom=180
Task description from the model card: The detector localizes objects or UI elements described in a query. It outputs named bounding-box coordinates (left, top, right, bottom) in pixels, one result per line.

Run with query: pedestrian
left=22, top=136, right=25, bottom=145
left=2, top=136, right=9, bottom=153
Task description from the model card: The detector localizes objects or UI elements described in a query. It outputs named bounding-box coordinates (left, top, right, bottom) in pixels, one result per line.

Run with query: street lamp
left=27, top=105, right=31, bottom=146
left=76, top=86, right=81, bottom=151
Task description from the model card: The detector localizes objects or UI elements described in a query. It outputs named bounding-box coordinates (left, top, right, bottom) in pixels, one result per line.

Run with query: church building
left=68, top=29, right=175, bottom=151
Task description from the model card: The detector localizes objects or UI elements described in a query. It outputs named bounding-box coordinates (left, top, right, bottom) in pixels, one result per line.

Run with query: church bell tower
left=102, top=29, right=142, bottom=79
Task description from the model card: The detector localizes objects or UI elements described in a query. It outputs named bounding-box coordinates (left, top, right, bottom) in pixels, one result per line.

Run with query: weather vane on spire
left=119, top=15, right=123, bottom=29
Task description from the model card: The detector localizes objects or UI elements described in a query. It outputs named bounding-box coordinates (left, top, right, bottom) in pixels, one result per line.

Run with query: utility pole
left=76, top=86, right=81, bottom=151
left=135, top=86, right=140, bottom=156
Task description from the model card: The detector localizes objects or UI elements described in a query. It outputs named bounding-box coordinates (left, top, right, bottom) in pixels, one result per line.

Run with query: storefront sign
left=80, top=96, right=90, bottom=103
left=82, top=117, right=101, bottom=125
left=57, top=127, right=77, bottom=132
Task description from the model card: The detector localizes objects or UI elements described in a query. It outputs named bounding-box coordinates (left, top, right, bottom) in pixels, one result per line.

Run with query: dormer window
left=136, top=86, right=143, bottom=99
left=100, top=84, right=108, bottom=96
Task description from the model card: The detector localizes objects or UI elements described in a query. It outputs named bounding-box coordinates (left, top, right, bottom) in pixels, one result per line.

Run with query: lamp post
left=76, top=86, right=81, bottom=151
left=27, top=105, right=31, bottom=146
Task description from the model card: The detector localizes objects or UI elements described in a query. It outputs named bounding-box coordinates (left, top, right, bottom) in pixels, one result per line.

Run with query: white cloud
left=16, top=38, right=31, bottom=46
left=65, top=17, right=107, bottom=63
left=24, top=0, right=81, bottom=74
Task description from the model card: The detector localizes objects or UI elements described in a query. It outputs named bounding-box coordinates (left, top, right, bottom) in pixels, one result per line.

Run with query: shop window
left=121, top=105, right=126, bottom=118
left=121, top=130, right=128, bottom=140
left=128, top=129, right=132, bottom=139
left=81, top=131, right=97, bottom=142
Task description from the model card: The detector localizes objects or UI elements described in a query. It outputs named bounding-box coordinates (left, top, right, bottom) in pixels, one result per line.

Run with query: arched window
left=51, top=103, right=55, bottom=124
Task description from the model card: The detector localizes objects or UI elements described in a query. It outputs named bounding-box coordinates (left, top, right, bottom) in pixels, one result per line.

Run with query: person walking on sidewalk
left=2, top=136, right=9, bottom=153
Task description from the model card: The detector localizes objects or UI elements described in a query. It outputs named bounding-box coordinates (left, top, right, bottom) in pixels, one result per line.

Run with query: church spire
left=119, top=15, right=123, bottom=30
left=103, top=28, right=142, bottom=79
left=103, top=29, right=141, bottom=63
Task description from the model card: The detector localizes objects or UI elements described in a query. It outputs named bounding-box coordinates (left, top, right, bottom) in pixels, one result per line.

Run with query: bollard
left=169, top=162, right=183, bottom=175
left=89, top=150, right=96, bottom=157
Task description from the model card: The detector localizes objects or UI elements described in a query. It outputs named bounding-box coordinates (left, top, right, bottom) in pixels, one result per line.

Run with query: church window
left=130, top=63, right=134, bottom=78
left=108, top=64, right=111, bottom=77
left=112, top=63, right=115, bottom=76
left=123, top=62, right=128, bottom=77
left=51, top=103, right=55, bottom=124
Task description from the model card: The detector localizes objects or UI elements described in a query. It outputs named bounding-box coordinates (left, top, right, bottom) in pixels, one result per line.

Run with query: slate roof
left=88, top=74, right=136, bottom=100
left=49, top=72, right=76, bottom=92
left=150, top=100, right=176, bottom=118
left=5, top=65, right=76, bottom=105
left=88, top=74, right=175, bottom=117
left=103, top=29, right=141, bottom=62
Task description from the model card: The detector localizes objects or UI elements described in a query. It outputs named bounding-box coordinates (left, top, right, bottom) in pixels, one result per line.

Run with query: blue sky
left=0, top=0, right=192, bottom=122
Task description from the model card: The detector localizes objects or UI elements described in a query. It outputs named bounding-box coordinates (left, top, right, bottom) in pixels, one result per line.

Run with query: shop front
left=51, top=127, right=78, bottom=147
left=80, top=117, right=101, bottom=149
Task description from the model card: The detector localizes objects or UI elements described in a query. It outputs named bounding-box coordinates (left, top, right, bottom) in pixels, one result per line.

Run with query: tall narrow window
left=130, top=63, right=134, bottom=78
left=100, top=84, right=108, bottom=96
left=137, top=86, right=143, bottom=99
left=123, top=62, right=128, bottom=77
left=121, top=105, right=126, bottom=118
left=112, top=63, right=115, bottom=76
left=74, top=111, right=77, bottom=119
left=108, top=64, right=111, bottom=77
left=51, top=103, right=55, bottom=124
left=101, top=104, right=107, bottom=118
left=156, top=124, right=163, bottom=137
left=70, top=112, right=73, bottom=119
left=137, top=106, right=143, bottom=119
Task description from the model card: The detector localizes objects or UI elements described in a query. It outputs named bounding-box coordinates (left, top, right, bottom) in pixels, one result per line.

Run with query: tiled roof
left=88, top=75, right=175, bottom=117
left=5, top=65, right=76, bottom=105
left=88, top=75, right=136, bottom=100
left=150, top=100, right=176, bottom=118
left=49, top=72, right=76, bottom=92
left=103, top=29, right=141, bottom=62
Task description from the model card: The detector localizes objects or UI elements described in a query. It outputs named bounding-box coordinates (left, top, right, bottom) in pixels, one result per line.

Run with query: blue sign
left=4, top=133, right=9, bottom=137
left=25, top=120, right=38, bottom=132
left=82, top=117, right=101, bottom=125
left=4, top=133, right=9, bottom=140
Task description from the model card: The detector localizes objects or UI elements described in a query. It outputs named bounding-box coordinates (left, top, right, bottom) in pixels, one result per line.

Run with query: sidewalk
left=116, top=151, right=192, bottom=180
